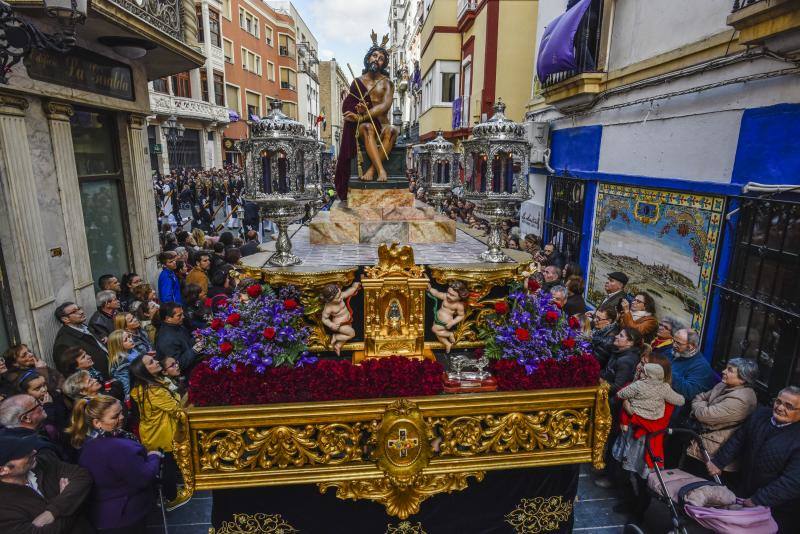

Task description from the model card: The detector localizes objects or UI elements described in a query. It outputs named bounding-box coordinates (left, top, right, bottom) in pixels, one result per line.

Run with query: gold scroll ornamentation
left=210, top=512, right=299, bottom=533
left=365, top=243, right=424, bottom=279
left=170, top=409, right=194, bottom=509
left=198, top=423, right=366, bottom=471
left=428, top=409, right=590, bottom=457
left=386, top=520, right=428, bottom=534
left=320, top=399, right=484, bottom=518
left=320, top=471, right=484, bottom=520
left=505, top=496, right=574, bottom=534
left=592, top=380, right=612, bottom=470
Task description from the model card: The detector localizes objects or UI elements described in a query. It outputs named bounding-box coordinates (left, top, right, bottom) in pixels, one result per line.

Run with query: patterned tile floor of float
left=243, top=224, right=506, bottom=269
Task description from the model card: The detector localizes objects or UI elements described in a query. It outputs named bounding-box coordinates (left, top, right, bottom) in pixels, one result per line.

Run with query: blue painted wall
left=549, top=125, right=603, bottom=173
left=731, top=103, right=800, bottom=186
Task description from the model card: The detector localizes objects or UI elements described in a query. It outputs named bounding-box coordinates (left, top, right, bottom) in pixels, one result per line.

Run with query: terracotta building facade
left=221, top=0, right=299, bottom=163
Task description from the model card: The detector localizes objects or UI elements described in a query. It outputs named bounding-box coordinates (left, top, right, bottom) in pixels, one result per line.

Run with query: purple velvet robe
left=334, top=78, right=383, bottom=201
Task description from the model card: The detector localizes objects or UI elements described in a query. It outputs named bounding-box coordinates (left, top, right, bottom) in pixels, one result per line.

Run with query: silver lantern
left=422, top=130, right=458, bottom=213
left=462, top=100, right=531, bottom=263
left=238, top=100, right=323, bottom=267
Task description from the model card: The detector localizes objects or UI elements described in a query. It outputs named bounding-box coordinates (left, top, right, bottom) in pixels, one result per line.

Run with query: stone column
left=0, top=94, right=57, bottom=358
left=214, top=126, right=224, bottom=167
left=127, top=114, right=160, bottom=284
left=182, top=0, right=199, bottom=49
left=45, top=101, right=95, bottom=311
left=201, top=1, right=216, bottom=106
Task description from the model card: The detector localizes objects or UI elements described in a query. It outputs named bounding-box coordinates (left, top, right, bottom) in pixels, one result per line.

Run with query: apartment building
left=147, top=0, right=231, bottom=173
left=418, top=0, right=538, bottom=143
left=220, top=0, right=299, bottom=163
left=389, top=0, right=424, bottom=140
left=268, top=1, right=321, bottom=136
left=319, top=59, right=349, bottom=156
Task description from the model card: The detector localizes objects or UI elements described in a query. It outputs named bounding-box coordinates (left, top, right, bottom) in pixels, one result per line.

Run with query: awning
left=536, top=0, right=592, bottom=83
left=228, top=110, right=240, bottom=122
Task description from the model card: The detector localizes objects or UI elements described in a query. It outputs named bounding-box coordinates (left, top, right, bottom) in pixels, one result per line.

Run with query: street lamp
left=0, top=0, right=90, bottom=84
left=161, top=115, right=186, bottom=170
left=393, top=107, right=402, bottom=127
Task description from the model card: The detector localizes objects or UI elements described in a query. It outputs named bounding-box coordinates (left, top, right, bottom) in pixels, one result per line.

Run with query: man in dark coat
left=155, top=302, right=198, bottom=372
left=87, top=290, right=119, bottom=343
left=597, top=271, right=628, bottom=312
left=0, top=433, right=93, bottom=533
left=52, top=302, right=110, bottom=377
left=239, top=230, right=260, bottom=257
left=708, top=386, right=800, bottom=532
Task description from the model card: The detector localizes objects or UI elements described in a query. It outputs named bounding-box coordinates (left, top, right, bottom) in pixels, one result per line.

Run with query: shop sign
left=26, top=47, right=135, bottom=101
left=153, top=143, right=163, bottom=154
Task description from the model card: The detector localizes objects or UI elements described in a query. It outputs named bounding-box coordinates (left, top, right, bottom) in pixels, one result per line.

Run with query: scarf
left=86, top=427, right=139, bottom=443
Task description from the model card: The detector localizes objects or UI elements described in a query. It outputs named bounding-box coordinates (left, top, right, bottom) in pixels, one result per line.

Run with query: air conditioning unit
left=525, top=121, right=551, bottom=168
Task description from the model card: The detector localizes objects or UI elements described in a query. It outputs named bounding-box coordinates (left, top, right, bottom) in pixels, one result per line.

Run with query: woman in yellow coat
left=130, top=353, right=185, bottom=507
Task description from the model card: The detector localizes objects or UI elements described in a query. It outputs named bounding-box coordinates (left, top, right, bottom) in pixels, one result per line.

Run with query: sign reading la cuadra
left=26, top=47, right=135, bottom=101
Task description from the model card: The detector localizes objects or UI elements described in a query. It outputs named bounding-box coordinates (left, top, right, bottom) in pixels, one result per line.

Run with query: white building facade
left=389, top=0, right=423, bottom=138
left=268, top=1, right=320, bottom=136
left=147, top=0, right=230, bottom=174
left=527, top=0, right=800, bottom=397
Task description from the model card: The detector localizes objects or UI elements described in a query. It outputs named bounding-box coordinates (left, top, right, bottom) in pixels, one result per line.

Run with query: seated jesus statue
left=334, top=31, right=400, bottom=200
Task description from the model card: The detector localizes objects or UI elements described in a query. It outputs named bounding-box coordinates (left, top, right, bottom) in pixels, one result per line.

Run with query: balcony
left=150, top=93, right=230, bottom=123
left=540, top=1, right=606, bottom=111
left=457, top=0, right=478, bottom=21
left=6, top=0, right=207, bottom=79
left=728, top=0, right=800, bottom=52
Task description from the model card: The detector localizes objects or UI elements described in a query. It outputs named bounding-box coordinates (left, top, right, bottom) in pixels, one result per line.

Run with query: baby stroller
left=623, top=428, right=777, bottom=534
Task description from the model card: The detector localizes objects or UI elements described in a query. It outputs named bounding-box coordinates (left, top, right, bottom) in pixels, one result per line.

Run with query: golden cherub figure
left=320, top=281, right=361, bottom=356
left=427, top=280, right=469, bottom=353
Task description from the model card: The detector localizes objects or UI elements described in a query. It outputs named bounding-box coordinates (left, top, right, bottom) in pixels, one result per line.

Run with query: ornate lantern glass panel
left=462, top=100, right=531, bottom=263
left=239, top=100, right=322, bottom=267
left=422, top=131, right=458, bottom=212
left=413, top=142, right=430, bottom=192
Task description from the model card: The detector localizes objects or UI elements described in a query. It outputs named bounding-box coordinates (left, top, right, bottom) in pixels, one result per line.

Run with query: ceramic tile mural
left=587, top=184, right=725, bottom=333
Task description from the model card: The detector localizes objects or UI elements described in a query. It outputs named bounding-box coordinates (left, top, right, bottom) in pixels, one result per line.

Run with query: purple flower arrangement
left=196, top=284, right=315, bottom=372
left=481, top=290, right=591, bottom=374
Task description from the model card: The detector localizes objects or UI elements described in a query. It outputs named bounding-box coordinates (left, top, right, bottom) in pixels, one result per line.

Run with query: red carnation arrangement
left=561, top=337, right=576, bottom=350
left=515, top=328, right=530, bottom=342
left=219, top=341, right=234, bottom=355
left=494, top=301, right=509, bottom=314
left=544, top=310, right=560, bottom=322
left=491, top=353, right=600, bottom=391
left=283, top=299, right=299, bottom=311
left=527, top=279, right=541, bottom=292
left=225, top=312, right=241, bottom=326
left=568, top=316, right=581, bottom=329
left=246, top=284, right=262, bottom=298
left=262, top=327, right=276, bottom=340
left=188, top=356, right=445, bottom=407
left=210, top=318, right=224, bottom=331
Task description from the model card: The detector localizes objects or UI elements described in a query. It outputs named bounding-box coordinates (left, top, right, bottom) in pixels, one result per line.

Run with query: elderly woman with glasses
left=619, top=292, right=658, bottom=343
left=685, top=358, right=758, bottom=480
left=651, top=317, right=684, bottom=357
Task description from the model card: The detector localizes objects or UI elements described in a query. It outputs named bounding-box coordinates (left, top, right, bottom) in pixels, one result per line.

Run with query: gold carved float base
left=172, top=382, right=611, bottom=518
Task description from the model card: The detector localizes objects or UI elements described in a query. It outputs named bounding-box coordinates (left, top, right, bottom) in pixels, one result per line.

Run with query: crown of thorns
left=370, top=29, right=390, bottom=51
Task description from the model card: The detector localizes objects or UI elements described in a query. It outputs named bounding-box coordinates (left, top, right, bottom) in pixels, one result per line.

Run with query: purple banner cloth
left=452, top=96, right=462, bottom=129
left=536, top=0, right=592, bottom=83
left=228, top=110, right=240, bottom=122
left=249, top=114, right=261, bottom=122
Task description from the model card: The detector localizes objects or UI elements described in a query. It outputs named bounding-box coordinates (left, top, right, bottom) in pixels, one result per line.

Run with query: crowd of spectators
left=0, top=225, right=266, bottom=531
left=1, top=180, right=798, bottom=531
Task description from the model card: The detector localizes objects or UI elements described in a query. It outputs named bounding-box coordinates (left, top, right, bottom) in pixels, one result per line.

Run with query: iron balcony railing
left=732, top=0, right=763, bottom=12
left=541, top=0, right=603, bottom=88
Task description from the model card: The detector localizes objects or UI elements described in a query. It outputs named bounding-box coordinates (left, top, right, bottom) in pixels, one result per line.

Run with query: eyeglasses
left=165, top=361, right=179, bottom=370
left=19, top=400, right=43, bottom=421
left=66, top=307, right=83, bottom=315
left=773, top=398, right=798, bottom=411
left=633, top=298, right=646, bottom=304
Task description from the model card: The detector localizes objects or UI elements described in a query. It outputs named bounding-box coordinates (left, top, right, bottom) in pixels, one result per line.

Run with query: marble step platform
left=310, top=187, right=456, bottom=245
